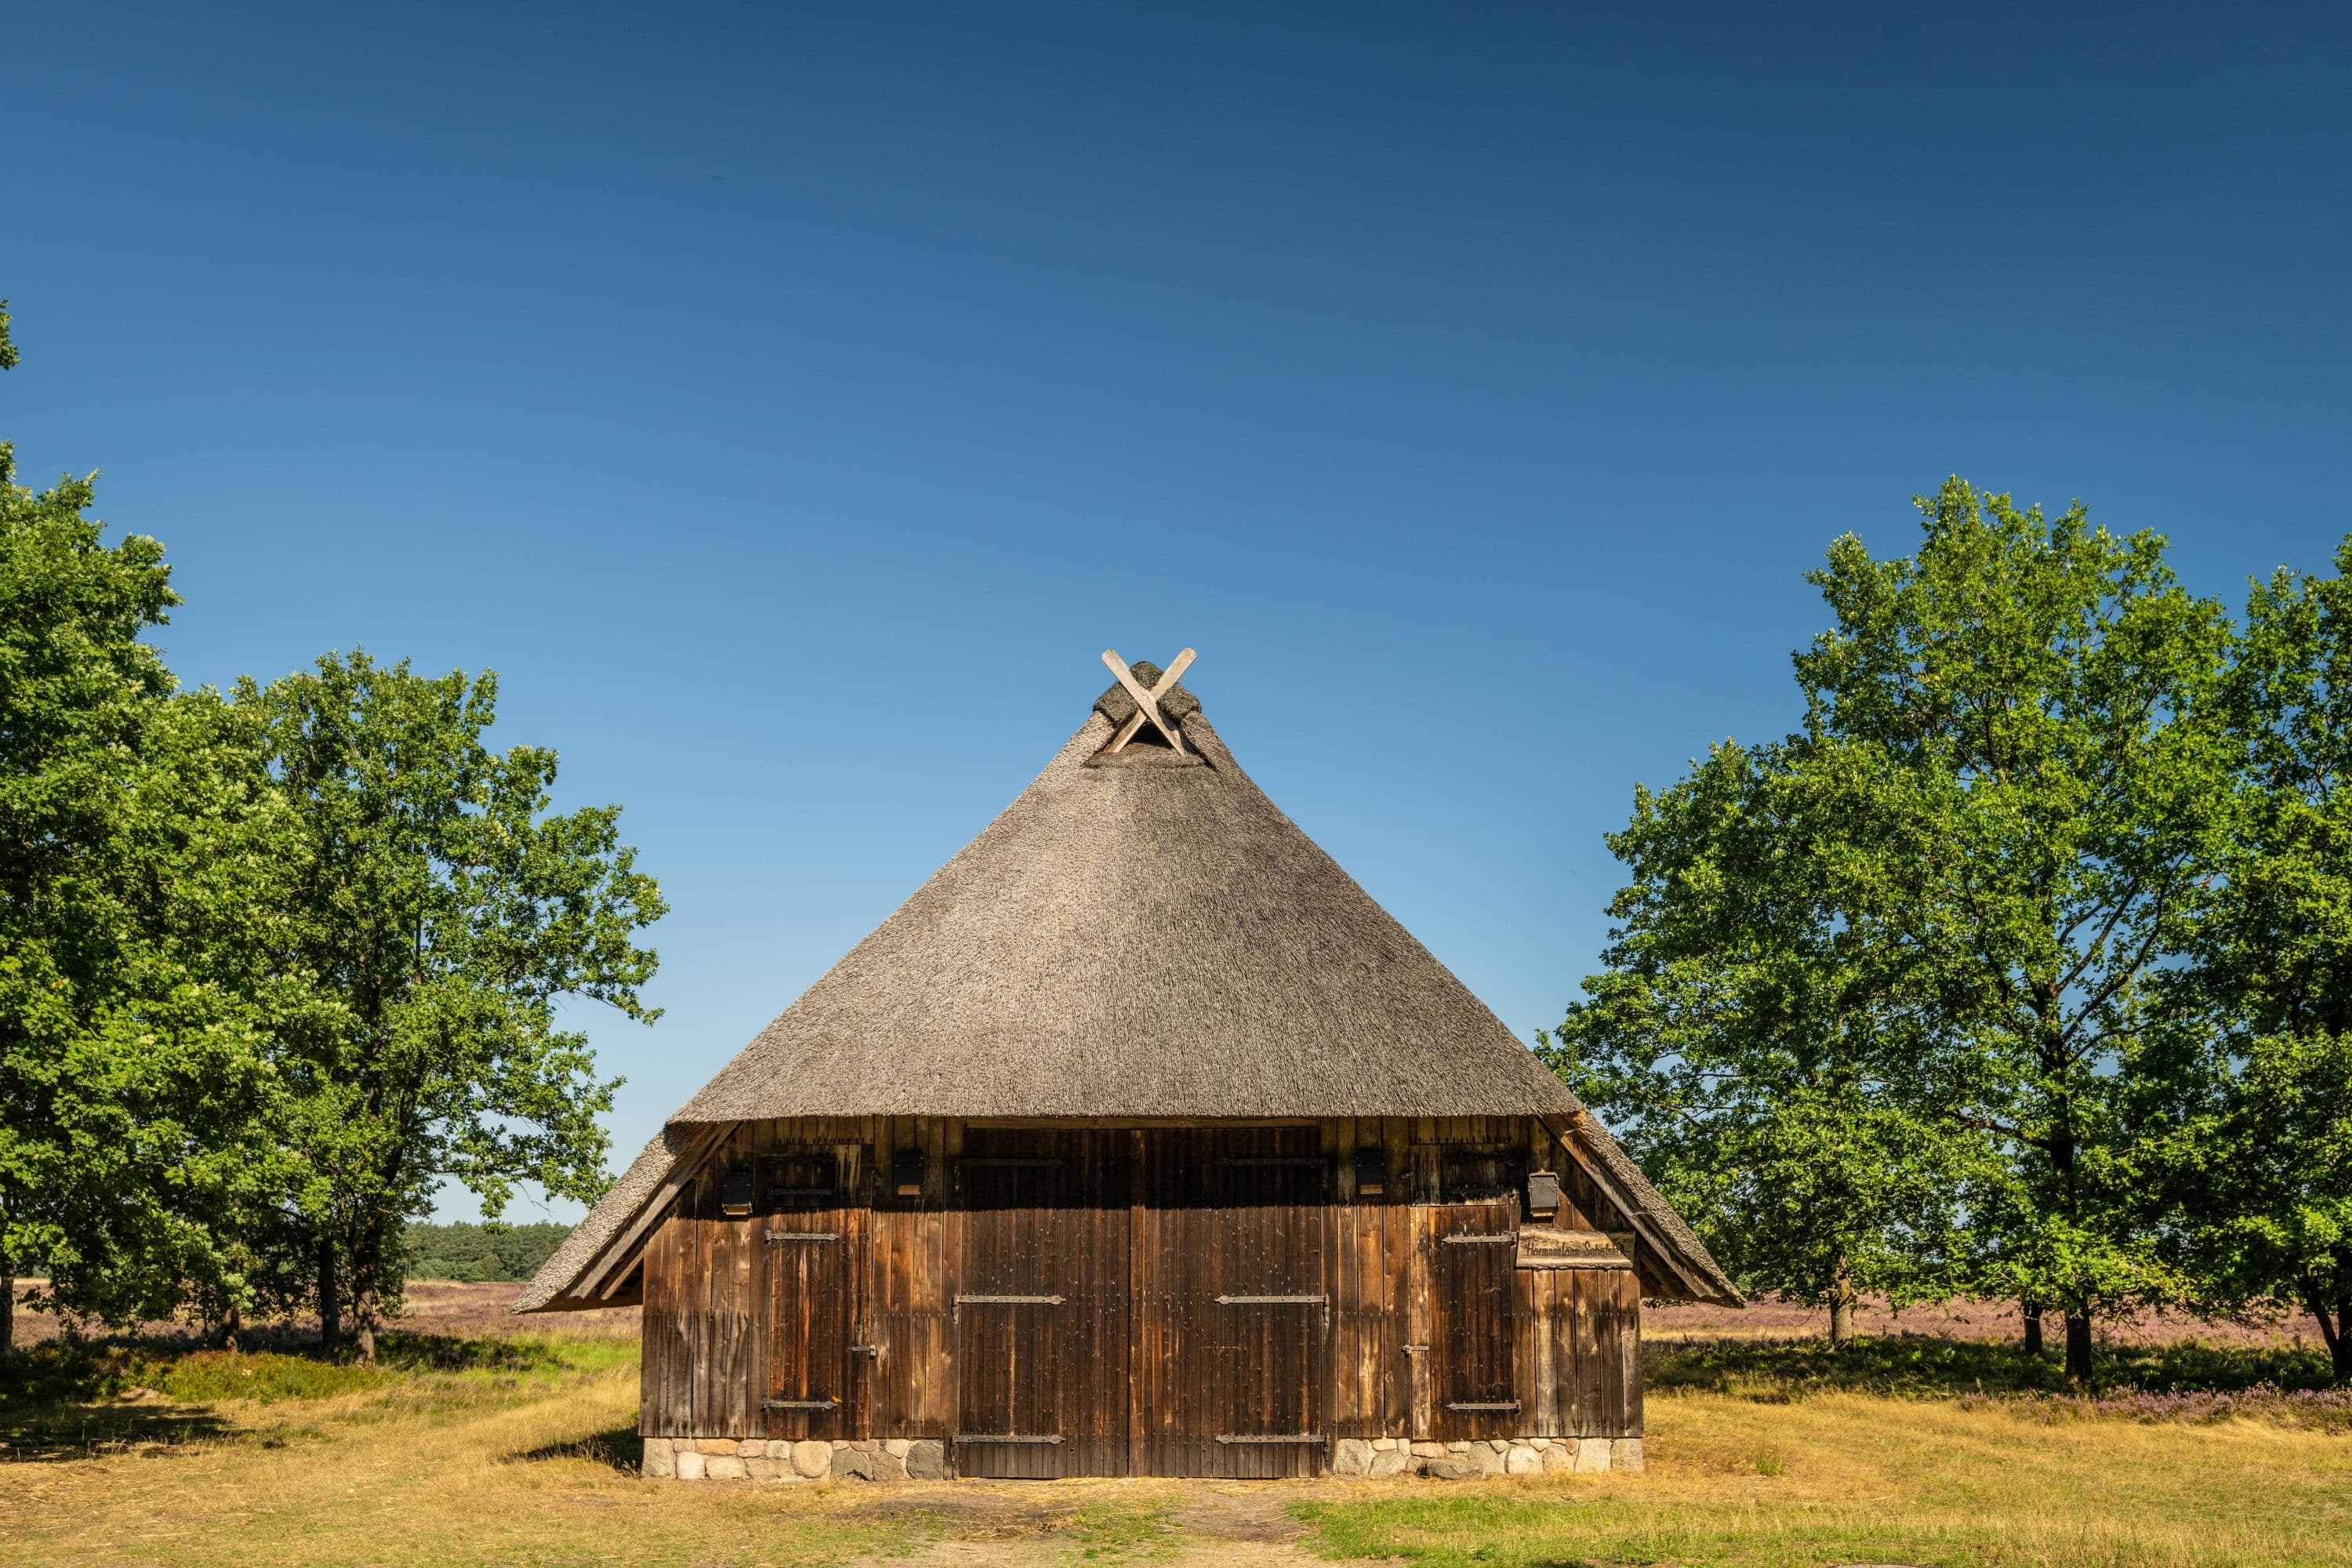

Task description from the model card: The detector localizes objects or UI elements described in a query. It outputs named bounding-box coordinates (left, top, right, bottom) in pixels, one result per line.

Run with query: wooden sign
left=1514, top=1229, right=1633, bottom=1271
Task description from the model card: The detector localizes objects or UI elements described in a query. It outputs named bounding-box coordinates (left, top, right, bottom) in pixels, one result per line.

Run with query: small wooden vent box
left=719, top=1168, right=754, bottom=1218
left=1526, top=1169, right=1562, bottom=1216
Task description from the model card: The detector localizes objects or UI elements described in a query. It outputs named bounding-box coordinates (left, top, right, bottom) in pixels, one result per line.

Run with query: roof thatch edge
left=510, top=1132, right=684, bottom=1314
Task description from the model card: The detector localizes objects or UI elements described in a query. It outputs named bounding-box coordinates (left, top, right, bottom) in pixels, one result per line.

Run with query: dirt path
left=823, top=1477, right=1352, bottom=1567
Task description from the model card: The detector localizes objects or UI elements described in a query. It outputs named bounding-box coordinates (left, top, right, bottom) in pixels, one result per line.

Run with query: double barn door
left=950, top=1127, right=1338, bottom=1479
left=754, top=1128, right=1530, bottom=1477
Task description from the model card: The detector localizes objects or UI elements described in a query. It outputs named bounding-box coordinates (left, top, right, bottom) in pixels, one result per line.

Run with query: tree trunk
left=2304, top=1272, right=2350, bottom=1388
left=352, top=1285, right=378, bottom=1366
left=318, top=1237, right=342, bottom=1357
left=350, top=1218, right=384, bottom=1366
left=2338, top=1272, right=2352, bottom=1389
left=0, top=1255, right=13, bottom=1363
left=2063, top=1305, right=2093, bottom=1385
left=2021, top=1299, right=2043, bottom=1357
left=1828, top=1274, right=1857, bottom=1349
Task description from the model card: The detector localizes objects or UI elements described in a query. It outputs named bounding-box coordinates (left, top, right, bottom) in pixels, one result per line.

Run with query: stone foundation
left=643, top=1434, right=1639, bottom=1481
left=1330, top=1436, right=1642, bottom=1478
left=642, top=1436, right=946, bottom=1483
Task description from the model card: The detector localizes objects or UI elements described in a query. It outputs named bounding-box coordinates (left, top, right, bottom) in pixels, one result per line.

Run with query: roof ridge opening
left=1093, top=648, right=1202, bottom=749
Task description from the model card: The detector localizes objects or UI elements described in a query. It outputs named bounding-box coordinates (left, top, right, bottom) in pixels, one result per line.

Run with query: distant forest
left=401, top=1223, right=570, bottom=1283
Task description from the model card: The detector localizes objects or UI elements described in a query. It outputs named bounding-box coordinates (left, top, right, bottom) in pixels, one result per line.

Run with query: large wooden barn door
left=1426, top=1199, right=1521, bottom=1441
left=1134, top=1128, right=1330, bottom=1478
left=760, top=1148, right=869, bottom=1442
left=949, top=1129, right=1131, bottom=1478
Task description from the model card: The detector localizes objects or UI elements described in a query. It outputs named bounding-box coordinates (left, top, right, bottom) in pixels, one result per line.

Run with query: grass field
left=4, top=1292, right=2348, bottom=1567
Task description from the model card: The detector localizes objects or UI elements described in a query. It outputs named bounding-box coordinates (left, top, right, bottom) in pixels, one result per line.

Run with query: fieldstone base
left=644, top=1434, right=1637, bottom=1481
left=643, top=1436, right=946, bottom=1482
left=1330, top=1436, right=1643, bottom=1479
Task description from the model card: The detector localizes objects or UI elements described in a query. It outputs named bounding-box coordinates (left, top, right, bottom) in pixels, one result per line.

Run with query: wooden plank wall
left=637, top=1115, right=1647, bottom=1464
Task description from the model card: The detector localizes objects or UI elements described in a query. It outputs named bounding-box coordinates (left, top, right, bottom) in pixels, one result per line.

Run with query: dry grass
left=2, top=1313, right=2348, bottom=1568
left=1303, top=1392, right=2352, bottom=1567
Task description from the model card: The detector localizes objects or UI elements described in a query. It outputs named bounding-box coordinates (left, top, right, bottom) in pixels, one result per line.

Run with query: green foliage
left=1545, top=739, right=1981, bottom=1323
left=154, top=1348, right=392, bottom=1403
left=0, top=325, right=301, bottom=1334
left=1791, top=482, right=2233, bottom=1360
left=401, top=1221, right=569, bottom=1282
left=0, top=307, right=658, bottom=1354
left=2162, top=539, right=2352, bottom=1381
left=250, top=649, right=665, bottom=1352
left=1559, top=480, right=2236, bottom=1379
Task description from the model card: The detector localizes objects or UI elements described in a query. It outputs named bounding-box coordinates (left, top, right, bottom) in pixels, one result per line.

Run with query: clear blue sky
left=5, top=4, right=2346, bottom=1222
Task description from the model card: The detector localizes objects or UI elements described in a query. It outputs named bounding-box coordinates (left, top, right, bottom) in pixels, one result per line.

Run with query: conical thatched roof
left=516, top=662, right=1737, bottom=1309
left=672, top=669, right=1576, bottom=1122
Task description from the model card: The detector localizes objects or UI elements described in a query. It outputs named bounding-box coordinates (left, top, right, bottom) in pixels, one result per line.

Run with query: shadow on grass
left=0, top=1400, right=240, bottom=1462
left=0, top=1323, right=599, bottom=1466
left=514, top=1423, right=644, bottom=1472
left=2, top=1330, right=571, bottom=1409
left=1646, top=1332, right=2337, bottom=1400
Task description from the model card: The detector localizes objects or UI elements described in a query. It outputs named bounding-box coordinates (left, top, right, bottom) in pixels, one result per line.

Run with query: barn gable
left=518, top=659, right=1734, bottom=1316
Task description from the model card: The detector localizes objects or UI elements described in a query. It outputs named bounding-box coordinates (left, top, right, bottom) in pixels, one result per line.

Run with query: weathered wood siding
left=641, top=1116, right=1646, bottom=1475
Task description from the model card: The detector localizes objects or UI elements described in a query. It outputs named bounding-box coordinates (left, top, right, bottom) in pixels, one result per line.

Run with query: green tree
left=401, top=1219, right=569, bottom=1283
left=253, top=652, right=665, bottom=1360
left=2166, top=540, right=2352, bottom=1383
left=1793, top=480, right=2232, bottom=1381
left=1548, top=739, right=1980, bottom=1345
left=0, top=303, right=292, bottom=1352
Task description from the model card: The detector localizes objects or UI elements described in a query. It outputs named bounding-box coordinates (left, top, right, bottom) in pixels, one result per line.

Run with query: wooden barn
left=517, top=652, right=1737, bottom=1481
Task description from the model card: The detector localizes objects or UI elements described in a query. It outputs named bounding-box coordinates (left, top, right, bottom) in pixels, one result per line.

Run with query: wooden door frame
left=1420, top=1196, right=1523, bottom=1442
left=759, top=1145, right=871, bottom=1443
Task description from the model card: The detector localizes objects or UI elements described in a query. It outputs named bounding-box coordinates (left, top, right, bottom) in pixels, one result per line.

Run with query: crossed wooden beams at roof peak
left=1100, top=648, right=1196, bottom=754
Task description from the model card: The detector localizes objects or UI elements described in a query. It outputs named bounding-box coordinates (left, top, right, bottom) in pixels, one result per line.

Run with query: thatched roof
left=506, top=1131, right=680, bottom=1313
left=672, top=686, right=1577, bottom=1121
left=516, top=664, right=1737, bottom=1309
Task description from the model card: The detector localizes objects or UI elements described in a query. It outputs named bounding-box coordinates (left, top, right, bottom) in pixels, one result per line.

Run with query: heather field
left=3, top=1283, right=2347, bottom=1567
